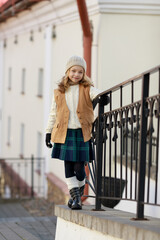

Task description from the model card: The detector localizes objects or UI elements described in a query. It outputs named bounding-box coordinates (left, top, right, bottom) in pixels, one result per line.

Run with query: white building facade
left=0, top=0, right=160, bottom=216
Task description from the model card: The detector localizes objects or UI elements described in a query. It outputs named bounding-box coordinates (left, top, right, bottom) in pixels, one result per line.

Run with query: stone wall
left=46, top=172, right=69, bottom=205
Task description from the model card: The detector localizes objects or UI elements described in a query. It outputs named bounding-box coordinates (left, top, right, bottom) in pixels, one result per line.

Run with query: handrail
left=95, top=65, right=160, bottom=97
left=0, top=156, right=45, bottom=199
left=88, top=65, right=160, bottom=219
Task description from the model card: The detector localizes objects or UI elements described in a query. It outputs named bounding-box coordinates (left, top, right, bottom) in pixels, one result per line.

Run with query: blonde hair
left=58, top=70, right=94, bottom=93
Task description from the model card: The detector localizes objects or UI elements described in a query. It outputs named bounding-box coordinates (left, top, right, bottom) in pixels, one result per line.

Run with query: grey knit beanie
left=65, top=55, right=87, bottom=73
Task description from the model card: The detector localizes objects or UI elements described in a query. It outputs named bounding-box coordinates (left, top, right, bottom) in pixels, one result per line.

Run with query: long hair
left=58, top=70, right=94, bottom=93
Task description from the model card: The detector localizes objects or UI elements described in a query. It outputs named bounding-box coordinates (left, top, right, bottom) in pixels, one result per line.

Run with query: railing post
left=95, top=96, right=105, bottom=210
left=136, top=73, right=150, bottom=219
left=31, top=154, right=34, bottom=198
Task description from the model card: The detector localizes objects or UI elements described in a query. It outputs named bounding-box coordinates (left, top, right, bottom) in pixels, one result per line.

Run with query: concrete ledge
left=55, top=205, right=160, bottom=240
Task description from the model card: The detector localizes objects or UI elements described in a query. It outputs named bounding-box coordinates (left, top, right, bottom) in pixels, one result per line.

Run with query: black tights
left=64, top=161, right=86, bottom=181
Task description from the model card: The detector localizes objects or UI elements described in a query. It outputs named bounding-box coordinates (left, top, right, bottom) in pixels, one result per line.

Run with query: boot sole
left=71, top=204, right=82, bottom=210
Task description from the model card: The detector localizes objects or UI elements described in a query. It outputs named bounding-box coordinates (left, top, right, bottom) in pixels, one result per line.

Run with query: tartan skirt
left=51, top=128, right=95, bottom=162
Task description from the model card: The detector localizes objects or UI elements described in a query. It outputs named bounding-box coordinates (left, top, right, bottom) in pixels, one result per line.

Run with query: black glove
left=45, top=133, right=52, bottom=148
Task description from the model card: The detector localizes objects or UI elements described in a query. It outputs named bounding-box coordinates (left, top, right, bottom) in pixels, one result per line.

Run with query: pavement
left=0, top=202, right=57, bottom=240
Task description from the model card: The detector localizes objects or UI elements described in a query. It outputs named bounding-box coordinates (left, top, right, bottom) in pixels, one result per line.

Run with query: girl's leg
left=64, top=161, right=81, bottom=210
left=74, top=162, right=85, bottom=181
left=74, top=162, right=86, bottom=196
left=64, top=161, right=75, bottom=178
left=64, top=161, right=79, bottom=189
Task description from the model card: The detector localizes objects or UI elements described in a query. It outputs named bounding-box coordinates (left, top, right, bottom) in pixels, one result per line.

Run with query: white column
left=91, top=15, right=101, bottom=89
left=0, top=40, right=4, bottom=157
left=43, top=25, right=53, bottom=198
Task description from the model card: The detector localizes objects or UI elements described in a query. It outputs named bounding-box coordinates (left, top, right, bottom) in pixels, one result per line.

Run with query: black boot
left=68, top=185, right=85, bottom=208
left=68, top=198, right=73, bottom=208
left=69, top=187, right=82, bottom=210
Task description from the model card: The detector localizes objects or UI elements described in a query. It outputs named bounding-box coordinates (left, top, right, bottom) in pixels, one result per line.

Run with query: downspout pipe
left=76, top=0, right=92, bottom=201
left=76, top=0, right=92, bottom=77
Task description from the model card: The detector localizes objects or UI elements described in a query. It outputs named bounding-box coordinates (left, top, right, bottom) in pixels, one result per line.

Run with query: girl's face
left=68, top=65, right=84, bottom=84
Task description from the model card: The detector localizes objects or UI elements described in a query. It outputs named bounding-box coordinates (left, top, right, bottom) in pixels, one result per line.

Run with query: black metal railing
left=0, top=155, right=45, bottom=199
left=87, top=65, right=160, bottom=219
left=123, top=128, right=157, bottom=167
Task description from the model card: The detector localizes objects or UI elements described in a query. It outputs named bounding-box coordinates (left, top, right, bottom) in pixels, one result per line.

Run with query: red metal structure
left=76, top=0, right=92, bottom=78
left=76, top=0, right=92, bottom=201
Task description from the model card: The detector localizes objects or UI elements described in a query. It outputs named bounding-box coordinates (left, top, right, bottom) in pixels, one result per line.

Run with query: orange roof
left=0, top=0, right=8, bottom=7
left=0, top=0, right=43, bottom=23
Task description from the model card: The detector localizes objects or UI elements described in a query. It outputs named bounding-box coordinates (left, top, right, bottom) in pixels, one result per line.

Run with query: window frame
left=21, top=68, right=26, bottom=95
left=37, top=68, right=43, bottom=98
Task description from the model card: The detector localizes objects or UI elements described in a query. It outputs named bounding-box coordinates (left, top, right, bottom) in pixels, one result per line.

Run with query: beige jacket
left=51, top=84, right=96, bottom=143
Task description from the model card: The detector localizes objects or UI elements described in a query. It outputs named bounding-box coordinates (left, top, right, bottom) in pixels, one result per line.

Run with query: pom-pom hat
left=65, top=55, right=87, bottom=73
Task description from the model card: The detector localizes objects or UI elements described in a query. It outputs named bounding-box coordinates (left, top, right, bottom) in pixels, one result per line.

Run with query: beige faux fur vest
left=51, top=84, right=94, bottom=143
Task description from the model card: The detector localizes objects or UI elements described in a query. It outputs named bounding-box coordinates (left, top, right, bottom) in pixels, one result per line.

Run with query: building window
left=20, top=123, right=25, bottom=158
left=36, top=132, right=42, bottom=173
left=21, top=68, right=26, bottom=94
left=7, top=116, right=11, bottom=146
left=37, top=68, right=43, bottom=97
left=8, top=68, right=12, bottom=90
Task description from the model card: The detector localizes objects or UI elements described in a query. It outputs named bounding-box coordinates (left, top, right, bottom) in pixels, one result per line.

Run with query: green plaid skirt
left=51, top=128, right=95, bottom=162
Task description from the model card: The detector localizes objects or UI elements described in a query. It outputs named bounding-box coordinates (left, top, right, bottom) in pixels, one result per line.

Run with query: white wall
left=98, top=13, right=160, bottom=91
left=2, top=30, right=45, bottom=158
left=115, top=165, right=160, bottom=219
left=0, top=40, right=4, bottom=157
left=55, top=217, right=121, bottom=240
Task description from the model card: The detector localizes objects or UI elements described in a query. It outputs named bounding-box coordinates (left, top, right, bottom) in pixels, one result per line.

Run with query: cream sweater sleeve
left=46, top=94, right=57, bottom=133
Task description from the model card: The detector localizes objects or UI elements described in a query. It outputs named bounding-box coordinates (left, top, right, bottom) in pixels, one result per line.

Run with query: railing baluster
left=95, top=96, right=105, bottom=210
left=120, top=86, right=123, bottom=199
left=130, top=111, right=133, bottom=200
left=136, top=73, right=150, bottom=219
left=154, top=71, right=160, bottom=204
left=25, top=161, right=27, bottom=195
left=113, top=112, right=118, bottom=197
left=147, top=99, right=154, bottom=203
left=31, top=155, right=34, bottom=198
left=125, top=108, right=128, bottom=199
left=103, top=116, right=107, bottom=198
left=130, top=81, right=134, bottom=199
left=109, top=92, right=112, bottom=198
left=155, top=103, right=159, bottom=204
left=88, top=163, right=95, bottom=192
left=18, top=162, right=20, bottom=197
left=135, top=104, right=140, bottom=200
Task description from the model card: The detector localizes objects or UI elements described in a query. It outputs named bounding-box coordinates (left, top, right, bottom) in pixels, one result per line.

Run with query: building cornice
left=99, top=0, right=160, bottom=15
left=0, top=0, right=160, bottom=40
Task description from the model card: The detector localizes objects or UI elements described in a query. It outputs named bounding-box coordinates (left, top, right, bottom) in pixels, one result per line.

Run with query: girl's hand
left=45, top=133, right=53, bottom=148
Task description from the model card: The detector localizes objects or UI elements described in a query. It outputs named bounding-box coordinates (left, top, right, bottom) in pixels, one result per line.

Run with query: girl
left=45, top=55, right=101, bottom=210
